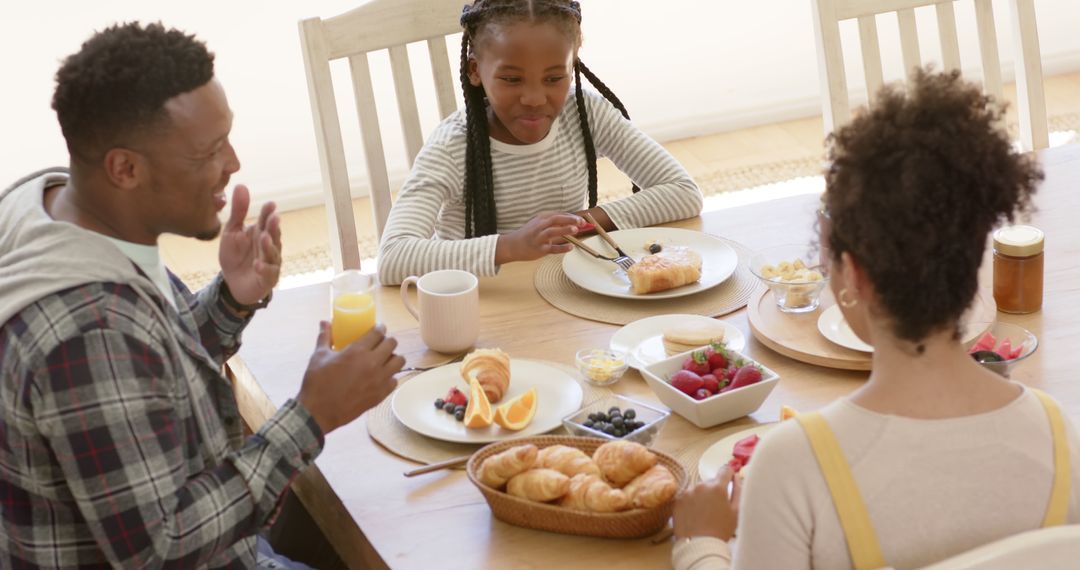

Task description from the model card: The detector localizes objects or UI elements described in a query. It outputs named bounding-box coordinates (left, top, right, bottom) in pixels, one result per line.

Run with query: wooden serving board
left=747, top=287, right=997, bottom=371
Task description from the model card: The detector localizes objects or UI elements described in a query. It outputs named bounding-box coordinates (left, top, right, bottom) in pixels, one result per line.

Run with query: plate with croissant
left=561, top=228, right=738, bottom=299
left=391, top=350, right=584, bottom=444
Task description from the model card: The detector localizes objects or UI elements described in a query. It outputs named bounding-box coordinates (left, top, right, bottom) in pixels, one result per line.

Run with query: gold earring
left=838, top=287, right=858, bottom=308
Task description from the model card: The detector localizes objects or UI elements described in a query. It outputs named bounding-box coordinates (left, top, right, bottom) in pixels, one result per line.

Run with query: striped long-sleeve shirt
left=377, top=88, right=704, bottom=285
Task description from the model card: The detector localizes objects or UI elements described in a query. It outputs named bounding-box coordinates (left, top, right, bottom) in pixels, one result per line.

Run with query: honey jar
left=992, top=225, right=1044, bottom=314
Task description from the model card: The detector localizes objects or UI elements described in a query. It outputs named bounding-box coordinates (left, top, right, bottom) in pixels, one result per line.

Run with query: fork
left=583, top=213, right=636, bottom=271
left=396, top=351, right=468, bottom=375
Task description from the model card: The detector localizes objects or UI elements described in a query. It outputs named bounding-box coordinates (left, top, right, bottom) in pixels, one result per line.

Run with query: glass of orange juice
left=331, top=270, right=376, bottom=351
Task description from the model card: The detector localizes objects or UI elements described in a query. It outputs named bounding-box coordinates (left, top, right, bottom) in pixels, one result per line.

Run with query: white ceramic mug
left=400, top=269, right=479, bottom=353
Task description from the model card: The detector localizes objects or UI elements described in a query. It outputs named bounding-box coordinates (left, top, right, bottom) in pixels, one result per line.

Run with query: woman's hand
left=672, top=464, right=742, bottom=541
left=494, top=212, right=584, bottom=264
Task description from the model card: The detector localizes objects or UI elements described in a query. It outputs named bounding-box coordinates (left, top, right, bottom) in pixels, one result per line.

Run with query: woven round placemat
left=367, top=361, right=614, bottom=466
left=534, top=236, right=757, bottom=325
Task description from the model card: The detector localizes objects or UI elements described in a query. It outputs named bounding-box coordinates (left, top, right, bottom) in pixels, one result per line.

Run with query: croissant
left=460, top=348, right=511, bottom=403
left=506, top=468, right=570, bottom=503
left=536, top=445, right=601, bottom=478
left=593, top=440, right=658, bottom=487
left=477, top=444, right=538, bottom=489
left=628, top=246, right=702, bottom=295
left=560, top=474, right=631, bottom=513
left=623, top=465, right=678, bottom=508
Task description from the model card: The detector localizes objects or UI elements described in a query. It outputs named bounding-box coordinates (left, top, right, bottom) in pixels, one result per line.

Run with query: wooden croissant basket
left=466, top=435, right=688, bottom=539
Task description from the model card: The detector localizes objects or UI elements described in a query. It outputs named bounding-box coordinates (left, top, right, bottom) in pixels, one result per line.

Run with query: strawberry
left=670, top=370, right=704, bottom=396
left=694, top=388, right=712, bottom=400
left=729, top=365, right=763, bottom=390
left=444, top=387, right=467, bottom=407
left=682, top=350, right=712, bottom=376
left=724, top=365, right=739, bottom=381
left=701, top=374, right=720, bottom=394
left=706, top=343, right=728, bottom=370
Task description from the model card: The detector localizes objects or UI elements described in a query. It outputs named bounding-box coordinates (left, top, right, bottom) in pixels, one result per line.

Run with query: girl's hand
left=672, top=464, right=741, bottom=541
left=495, top=212, right=584, bottom=264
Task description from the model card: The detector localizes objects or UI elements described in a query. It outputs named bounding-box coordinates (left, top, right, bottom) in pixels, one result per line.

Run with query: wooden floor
left=161, top=71, right=1080, bottom=279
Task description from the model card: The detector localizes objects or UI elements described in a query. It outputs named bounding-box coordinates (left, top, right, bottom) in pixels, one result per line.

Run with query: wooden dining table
left=229, top=143, right=1080, bottom=569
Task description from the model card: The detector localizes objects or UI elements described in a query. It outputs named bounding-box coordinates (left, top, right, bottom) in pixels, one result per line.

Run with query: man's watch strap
left=221, top=280, right=272, bottom=313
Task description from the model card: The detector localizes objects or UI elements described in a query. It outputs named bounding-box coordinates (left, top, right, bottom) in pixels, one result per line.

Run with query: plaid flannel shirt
left=0, top=273, right=323, bottom=569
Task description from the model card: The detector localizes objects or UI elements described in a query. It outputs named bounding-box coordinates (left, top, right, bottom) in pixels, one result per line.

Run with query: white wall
left=3, top=0, right=1079, bottom=214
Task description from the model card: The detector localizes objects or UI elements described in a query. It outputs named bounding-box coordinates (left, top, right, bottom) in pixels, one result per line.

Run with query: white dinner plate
left=698, top=423, right=777, bottom=482
left=561, top=228, right=738, bottom=300
left=391, top=359, right=583, bottom=444
left=817, top=304, right=991, bottom=353
left=609, top=314, right=747, bottom=369
left=817, top=305, right=874, bottom=352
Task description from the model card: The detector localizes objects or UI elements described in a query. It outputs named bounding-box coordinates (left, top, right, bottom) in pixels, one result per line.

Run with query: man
left=0, top=22, right=403, bottom=568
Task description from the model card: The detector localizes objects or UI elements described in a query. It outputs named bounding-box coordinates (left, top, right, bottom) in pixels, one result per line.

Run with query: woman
left=672, top=69, right=1078, bottom=569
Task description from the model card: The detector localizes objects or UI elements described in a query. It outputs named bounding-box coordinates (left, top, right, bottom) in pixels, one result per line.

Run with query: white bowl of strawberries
left=639, top=343, right=780, bottom=429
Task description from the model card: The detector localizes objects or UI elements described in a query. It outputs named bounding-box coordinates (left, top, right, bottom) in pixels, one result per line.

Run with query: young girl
left=671, top=69, right=1078, bottom=569
left=376, top=0, right=702, bottom=285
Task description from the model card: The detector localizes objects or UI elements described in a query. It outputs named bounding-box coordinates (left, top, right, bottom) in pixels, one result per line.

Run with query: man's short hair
left=52, top=22, right=215, bottom=159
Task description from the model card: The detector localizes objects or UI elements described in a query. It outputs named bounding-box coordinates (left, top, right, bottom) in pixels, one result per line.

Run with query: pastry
left=623, top=465, right=678, bottom=508
left=627, top=245, right=702, bottom=295
left=559, top=474, right=630, bottom=513
left=536, top=445, right=601, bottom=478
left=662, top=320, right=727, bottom=356
left=506, top=468, right=570, bottom=503
left=593, top=440, right=658, bottom=487
left=477, top=444, right=538, bottom=489
left=460, top=348, right=511, bottom=403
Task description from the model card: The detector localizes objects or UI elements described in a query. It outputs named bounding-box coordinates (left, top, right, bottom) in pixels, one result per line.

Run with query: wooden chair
left=917, top=525, right=1080, bottom=569
left=299, top=0, right=462, bottom=271
left=810, top=0, right=1049, bottom=151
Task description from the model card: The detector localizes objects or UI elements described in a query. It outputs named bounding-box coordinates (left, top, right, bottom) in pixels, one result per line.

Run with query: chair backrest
left=810, top=0, right=1048, bottom=151
left=917, top=525, right=1080, bottom=569
left=299, top=0, right=462, bottom=270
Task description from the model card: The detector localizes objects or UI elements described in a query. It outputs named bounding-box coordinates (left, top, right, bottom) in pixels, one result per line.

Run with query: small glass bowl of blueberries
left=561, top=395, right=670, bottom=447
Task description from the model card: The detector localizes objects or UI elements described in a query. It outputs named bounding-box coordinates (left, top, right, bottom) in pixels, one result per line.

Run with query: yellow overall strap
left=1031, top=389, right=1072, bottom=527
left=797, top=412, right=886, bottom=570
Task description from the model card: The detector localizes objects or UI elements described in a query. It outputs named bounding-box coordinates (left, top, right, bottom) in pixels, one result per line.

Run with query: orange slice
left=464, top=378, right=494, bottom=428
left=493, top=388, right=538, bottom=431
left=780, top=405, right=798, bottom=421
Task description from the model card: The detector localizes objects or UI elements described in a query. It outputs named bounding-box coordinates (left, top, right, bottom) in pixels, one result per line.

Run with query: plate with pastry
left=609, top=314, right=746, bottom=369
left=391, top=349, right=584, bottom=444
left=561, top=228, right=738, bottom=299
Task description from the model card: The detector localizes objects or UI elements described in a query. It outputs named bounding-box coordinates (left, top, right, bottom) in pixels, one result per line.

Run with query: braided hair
left=458, top=0, right=638, bottom=238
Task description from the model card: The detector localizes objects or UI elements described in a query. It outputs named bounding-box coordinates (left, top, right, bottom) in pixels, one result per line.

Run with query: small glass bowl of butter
left=575, top=348, right=629, bottom=387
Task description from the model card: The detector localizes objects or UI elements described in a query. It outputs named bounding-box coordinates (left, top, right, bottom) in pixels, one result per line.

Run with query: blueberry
left=614, top=428, right=626, bottom=437
left=443, top=402, right=457, bottom=413
left=624, top=409, right=636, bottom=420
left=435, top=398, right=445, bottom=409
left=582, top=420, right=594, bottom=428
left=455, top=405, right=466, bottom=414
left=588, top=413, right=600, bottom=422
left=603, top=424, right=617, bottom=435
left=454, top=409, right=465, bottom=421
left=648, top=243, right=662, bottom=254
left=612, top=416, right=625, bottom=428
left=597, top=413, right=609, bottom=423
left=608, top=406, right=621, bottom=414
